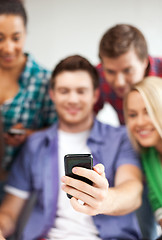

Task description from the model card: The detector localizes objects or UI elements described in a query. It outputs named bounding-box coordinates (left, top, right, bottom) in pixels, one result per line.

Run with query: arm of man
left=0, top=193, right=26, bottom=237
left=61, top=163, right=143, bottom=216
left=107, top=164, right=143, bottom=215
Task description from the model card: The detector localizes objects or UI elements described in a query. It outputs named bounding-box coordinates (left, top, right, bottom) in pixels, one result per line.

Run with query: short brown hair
left=51, top=55, right=99, bottom=89
left=99, top=24, right=148, bottom=61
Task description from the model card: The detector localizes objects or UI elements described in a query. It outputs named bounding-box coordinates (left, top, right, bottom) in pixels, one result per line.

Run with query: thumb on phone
left=93, top=163, right=105, bottom=178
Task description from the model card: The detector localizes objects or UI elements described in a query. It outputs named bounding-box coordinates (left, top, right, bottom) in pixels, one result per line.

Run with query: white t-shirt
left=47, top=129, right=101, bottom=240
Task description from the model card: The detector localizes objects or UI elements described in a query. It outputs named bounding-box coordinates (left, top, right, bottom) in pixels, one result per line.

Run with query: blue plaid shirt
left=1, top=53, right=57, bottom=169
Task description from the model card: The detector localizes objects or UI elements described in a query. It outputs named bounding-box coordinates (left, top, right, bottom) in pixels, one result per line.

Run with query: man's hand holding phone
left=61, top=154, right=109, bottom=216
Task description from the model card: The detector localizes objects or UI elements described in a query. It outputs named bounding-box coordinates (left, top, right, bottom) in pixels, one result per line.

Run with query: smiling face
left=0, top=14, right=26, bottom=69
left=126, top=90, right=162, bottom=149
left=50, top=70, right=99, bottom=132
left=102, top=49, right=148, bottom=98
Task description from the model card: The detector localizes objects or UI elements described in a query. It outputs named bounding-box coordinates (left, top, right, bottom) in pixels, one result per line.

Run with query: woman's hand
left=4, top=123, right=35, bottom=147
left=61, top=163, right=109, bottom=216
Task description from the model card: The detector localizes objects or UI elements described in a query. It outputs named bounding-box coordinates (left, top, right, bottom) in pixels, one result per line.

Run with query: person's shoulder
left=148, top=55, right=162, bottom=77
left=25, top=123, right=57, bottom=153
left=26, top=53, right=51, bottom=80
left=96, top=62, right=102, bottom=70
left=97, top=119, right=126, bottom=131
left=95, top=62, right=104, bottom=76
left=93, top=120, right=138, bottom=161
left=149, top=55, right=162, bottom=68
left=94, top=119, right=128, bottom=140
left=149, top=55, right=162, bottom=62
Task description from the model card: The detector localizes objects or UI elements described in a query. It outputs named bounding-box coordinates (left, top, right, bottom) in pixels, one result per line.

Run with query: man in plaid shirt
left=95, top=24, right=162, bottom=125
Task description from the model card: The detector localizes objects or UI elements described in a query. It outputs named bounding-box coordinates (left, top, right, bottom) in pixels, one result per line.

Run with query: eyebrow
left=0, top=31, right=22, bottom=35
left=57, top=86, right=88, bottom=89
left=13, top=32, right=22, bottom=35
left=127, top=109, right=136, bottom=112
left=123, top=66, right=132, bottom=70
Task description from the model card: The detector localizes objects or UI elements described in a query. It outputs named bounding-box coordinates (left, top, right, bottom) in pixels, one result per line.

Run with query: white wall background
left=24, top=0, right=162, bottom=70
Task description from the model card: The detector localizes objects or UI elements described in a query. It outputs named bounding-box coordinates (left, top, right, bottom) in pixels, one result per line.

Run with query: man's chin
left=115, top=89, right=129, bottom=98
left=115, top=92, right=125, bottom=98
left=64, top=117, right=80, bottom=124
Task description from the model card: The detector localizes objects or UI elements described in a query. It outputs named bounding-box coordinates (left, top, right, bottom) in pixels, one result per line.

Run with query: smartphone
left=8, top=128, right=26, bottom=135
left=64, top=153, right=93, bottom=199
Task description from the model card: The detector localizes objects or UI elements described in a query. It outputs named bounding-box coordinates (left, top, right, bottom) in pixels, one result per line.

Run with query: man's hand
left=4, top=123, right=34, bottom=147
left=61, top=163, right=143, bottom=216
left=61, top=163, right=109, bottom=216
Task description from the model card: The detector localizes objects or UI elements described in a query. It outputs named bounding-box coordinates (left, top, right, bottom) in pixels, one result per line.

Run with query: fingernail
left=61, top=176, right=66, bottom=182
left=72, top=167, right=77, bottom=173
left=95, top=166, right=99, bottom=171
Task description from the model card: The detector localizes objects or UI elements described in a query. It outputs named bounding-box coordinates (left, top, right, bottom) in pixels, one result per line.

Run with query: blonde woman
left=124, top=76, right=162, bottom=232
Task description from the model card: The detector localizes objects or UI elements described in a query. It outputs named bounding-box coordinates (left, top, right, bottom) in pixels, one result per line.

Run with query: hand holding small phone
left=62, top=158, right=109, bottom=216
left=8, top=128, right=26, bottom=135
left=64, top=154, right=93, bottom=199
left=4, top=124, right=27, bottom=147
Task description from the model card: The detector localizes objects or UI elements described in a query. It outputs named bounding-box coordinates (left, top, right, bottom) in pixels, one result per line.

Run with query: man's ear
left=49, top=89, right=55, bottom=102
left=93, top=88, right=100, bottom=104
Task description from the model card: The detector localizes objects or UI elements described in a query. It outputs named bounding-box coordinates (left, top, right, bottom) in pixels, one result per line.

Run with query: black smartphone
left=64, top=153, right=93, bottom=199
left=8, top=128, right=26, bottom=135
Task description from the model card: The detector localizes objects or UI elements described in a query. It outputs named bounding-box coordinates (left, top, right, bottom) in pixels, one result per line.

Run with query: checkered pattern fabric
left=95, top=56, right=162, bottom=125
left=1, top=53, right=57, bottom=169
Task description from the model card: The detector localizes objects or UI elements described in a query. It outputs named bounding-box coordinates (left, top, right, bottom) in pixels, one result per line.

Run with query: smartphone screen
left=64, top=154, right=93, bottom=198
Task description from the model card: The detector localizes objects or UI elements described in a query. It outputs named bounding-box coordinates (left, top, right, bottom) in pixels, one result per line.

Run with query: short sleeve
left=115, top=131, right=141, bottom=172
left=6, top=142, right=33, bottom=192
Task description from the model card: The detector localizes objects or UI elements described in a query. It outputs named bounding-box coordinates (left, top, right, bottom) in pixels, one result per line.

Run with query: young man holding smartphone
left=0, top=55, right=143, bottom=240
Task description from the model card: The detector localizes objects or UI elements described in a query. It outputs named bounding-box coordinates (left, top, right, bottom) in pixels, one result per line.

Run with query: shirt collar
left=45, top=118, right=105, bottom=144
left=88, top=118, right=105, bottom=143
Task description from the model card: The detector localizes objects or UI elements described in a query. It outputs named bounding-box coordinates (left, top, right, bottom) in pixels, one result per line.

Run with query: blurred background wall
left=24, top=0, right=162, bottom=70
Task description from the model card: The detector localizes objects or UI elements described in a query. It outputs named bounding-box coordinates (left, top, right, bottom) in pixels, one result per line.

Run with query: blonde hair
left=123, top=76, right=162, bottom=152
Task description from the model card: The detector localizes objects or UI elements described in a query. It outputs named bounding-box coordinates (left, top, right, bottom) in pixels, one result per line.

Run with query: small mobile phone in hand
left=64, top=153, right=93, bottom=199
left=8, top=128, right=26, bottom=135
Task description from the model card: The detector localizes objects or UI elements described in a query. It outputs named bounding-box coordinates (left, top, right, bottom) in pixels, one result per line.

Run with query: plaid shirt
left=0, top=53, right=57, bottom=169
left=95, top=56, right=162, bottom=125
